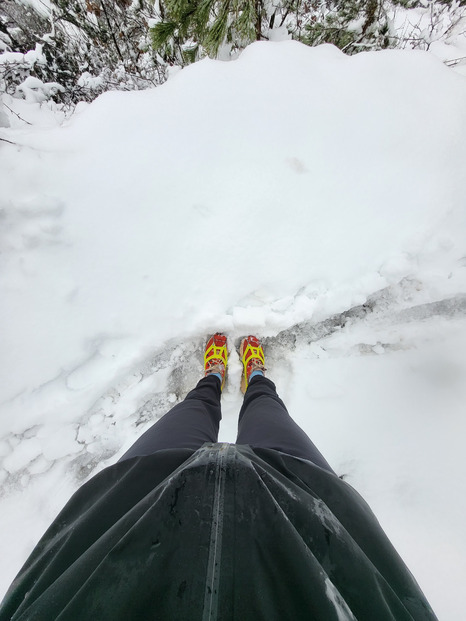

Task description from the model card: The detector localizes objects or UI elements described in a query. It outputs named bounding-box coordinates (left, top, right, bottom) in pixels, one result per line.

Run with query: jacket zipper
left=202, top=443, right=230, bottom=620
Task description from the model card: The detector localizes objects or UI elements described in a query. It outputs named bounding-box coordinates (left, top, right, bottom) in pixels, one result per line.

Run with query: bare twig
left=445, top=55, right=466, bottom=67
left=100, top=0, right=125, bottom=62
left=0, top=136, right=17, bottom=145
left=2, top=103, right=33, bottom=125
left=279, top=7, right=291, bottom=28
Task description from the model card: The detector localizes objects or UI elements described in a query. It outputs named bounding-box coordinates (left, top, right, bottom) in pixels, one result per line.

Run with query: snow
left=0, top=44, right=47, bottom=67
left=16, top=76, right=64, bottom=104
left=389, top=2, right=466, bottom=76
left=0, top=103, right=8, bottom=128
left=1, top=40, right=466, bottom=619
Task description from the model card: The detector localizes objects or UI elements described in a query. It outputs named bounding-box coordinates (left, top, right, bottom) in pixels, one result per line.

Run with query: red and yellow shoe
left=204, top=333, right=228, bottom=390
left=239, top=335, right=266, bottom=394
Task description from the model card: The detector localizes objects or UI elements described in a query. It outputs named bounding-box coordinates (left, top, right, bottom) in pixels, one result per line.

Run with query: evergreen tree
left=296, top=0, right=391, bottom=54
left=2, top=0, right=465, bottom=104
left=149, top=0, right=394, bottom=63
left=151, top=0, right=290, bottom=62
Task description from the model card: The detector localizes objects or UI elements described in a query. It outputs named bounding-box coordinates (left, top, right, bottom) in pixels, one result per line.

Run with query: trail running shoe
left=239, top=335, right=266, bottom=394
left=204, top=333, right=228, bottom=390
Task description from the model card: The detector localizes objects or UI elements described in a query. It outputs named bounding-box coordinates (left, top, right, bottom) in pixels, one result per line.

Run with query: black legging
left=119, top=374, right=335, bottom=473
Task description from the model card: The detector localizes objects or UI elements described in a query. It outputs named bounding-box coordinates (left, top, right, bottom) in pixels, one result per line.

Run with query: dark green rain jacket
left=0, top=443, right=437, bottom=620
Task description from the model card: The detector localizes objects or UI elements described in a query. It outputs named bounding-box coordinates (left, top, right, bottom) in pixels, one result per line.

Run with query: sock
left=249, top=370, right=264, bottom=381
left=208, top=372, right=222, bottom=382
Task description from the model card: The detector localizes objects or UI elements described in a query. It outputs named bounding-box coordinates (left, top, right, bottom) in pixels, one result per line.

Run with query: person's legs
left=119, top=375, right=222, bottom=461
left=236, top=375, right=335, bottom=473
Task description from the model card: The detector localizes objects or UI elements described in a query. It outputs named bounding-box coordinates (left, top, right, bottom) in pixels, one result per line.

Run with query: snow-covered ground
left=1, top=41, right=466, bottom=619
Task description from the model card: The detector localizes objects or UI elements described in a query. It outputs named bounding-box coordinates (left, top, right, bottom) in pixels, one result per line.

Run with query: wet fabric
left=0, top=443, right=437, bottom=621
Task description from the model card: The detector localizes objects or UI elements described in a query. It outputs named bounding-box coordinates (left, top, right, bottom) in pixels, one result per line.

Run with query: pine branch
left=151, top=21, right=178, bottom=49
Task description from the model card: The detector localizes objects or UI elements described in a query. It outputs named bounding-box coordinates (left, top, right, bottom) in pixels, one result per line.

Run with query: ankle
left=206, top=371, right=223, bottom=383
left=249, top=370, right=264, bottom=381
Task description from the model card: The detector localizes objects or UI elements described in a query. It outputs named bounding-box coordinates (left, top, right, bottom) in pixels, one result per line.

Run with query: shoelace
left=205, top=361, right=225, bottom=376
left=247, top=358, right=266, bottom=376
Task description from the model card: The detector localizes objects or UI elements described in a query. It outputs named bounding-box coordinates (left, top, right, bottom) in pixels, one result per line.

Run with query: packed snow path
left=1, top=42, right=466, bottom=619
